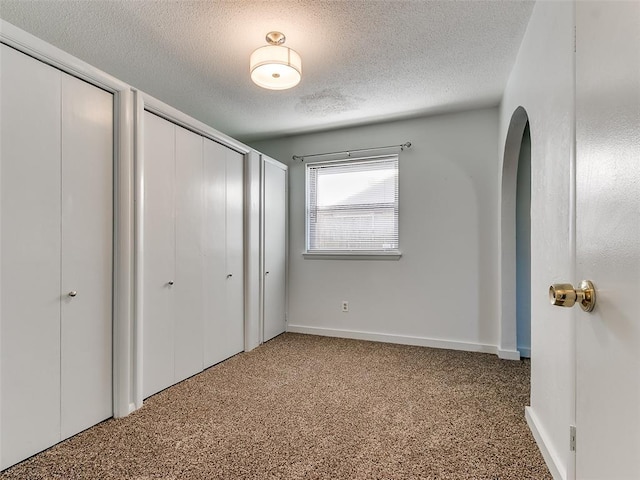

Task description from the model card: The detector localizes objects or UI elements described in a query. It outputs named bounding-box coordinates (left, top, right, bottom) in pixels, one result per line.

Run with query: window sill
left=302, top=251, right=402, bottom=261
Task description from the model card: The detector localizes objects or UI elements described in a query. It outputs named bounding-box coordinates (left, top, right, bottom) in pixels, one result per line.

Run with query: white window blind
left=306, top=155, right=399, bottom=253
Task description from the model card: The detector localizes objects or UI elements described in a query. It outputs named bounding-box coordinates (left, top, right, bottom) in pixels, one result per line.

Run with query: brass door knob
left=549, top=280, right=596, bottom=312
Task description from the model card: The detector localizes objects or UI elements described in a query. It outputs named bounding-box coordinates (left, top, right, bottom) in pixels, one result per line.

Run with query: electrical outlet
left=341, top=301, right=349, bottom=312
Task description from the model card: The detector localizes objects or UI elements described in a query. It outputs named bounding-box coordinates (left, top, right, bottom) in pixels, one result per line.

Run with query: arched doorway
left=515, top=123, right=531, bottom=357
left=499, top=107, right=531, bottom=359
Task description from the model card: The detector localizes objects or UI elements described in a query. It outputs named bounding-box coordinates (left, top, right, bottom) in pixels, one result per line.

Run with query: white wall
left=499, top=1, right=575, bottom=478
left=251, top=108, right=500, bottom=353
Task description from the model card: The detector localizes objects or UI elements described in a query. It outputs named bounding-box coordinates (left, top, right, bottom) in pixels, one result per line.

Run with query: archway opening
left=515, top=123, right=531, bottom=358
left=499, top=106, right=530, bottom=360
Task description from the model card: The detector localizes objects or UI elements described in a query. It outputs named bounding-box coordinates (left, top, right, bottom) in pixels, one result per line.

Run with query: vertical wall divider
left=133, top=90, right=145, bottom=411
left=245, top=150, right=263, bottom=351
left=112, top=86, right=136, bottom=418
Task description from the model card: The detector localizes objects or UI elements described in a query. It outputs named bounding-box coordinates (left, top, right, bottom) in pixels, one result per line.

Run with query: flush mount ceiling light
left=250, top=31, right=302, bottom=90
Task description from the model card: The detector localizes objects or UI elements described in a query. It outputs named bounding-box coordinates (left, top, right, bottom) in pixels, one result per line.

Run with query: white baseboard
left=498, top=348, right=521, bottom=360
left=525, top=406, right=565, bottom=480
left=286, top=325, right=498, bottom=355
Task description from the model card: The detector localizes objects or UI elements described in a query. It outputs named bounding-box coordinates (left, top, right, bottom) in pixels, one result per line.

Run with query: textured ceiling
left=0, top=1, right=534, bottom=142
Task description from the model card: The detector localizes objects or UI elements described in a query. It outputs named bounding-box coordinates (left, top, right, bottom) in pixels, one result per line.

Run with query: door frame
left=0, top=20, right=135, bottom=421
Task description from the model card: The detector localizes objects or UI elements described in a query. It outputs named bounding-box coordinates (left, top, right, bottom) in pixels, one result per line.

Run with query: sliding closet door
left=174, top=126, right=204, bottom=381
left=263, top=159, right=287, bottom=342
left=203, top=139, right=244, bottom=367
left=0, top=44, right=62, bottom=469
left=143, top=111, right=176, bottom=398
left=60, top=73, right=114, bottom=439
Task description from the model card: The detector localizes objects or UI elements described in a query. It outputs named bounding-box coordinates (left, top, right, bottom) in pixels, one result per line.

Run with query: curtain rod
left=292, top=142, right=411, bottom=162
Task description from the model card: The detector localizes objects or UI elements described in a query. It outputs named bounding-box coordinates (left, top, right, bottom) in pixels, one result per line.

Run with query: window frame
left=304, top=154, right=402, bottom=260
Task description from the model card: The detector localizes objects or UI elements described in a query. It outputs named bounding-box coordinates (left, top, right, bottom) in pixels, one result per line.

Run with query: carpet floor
left=1, top=333, right=551, bottom=479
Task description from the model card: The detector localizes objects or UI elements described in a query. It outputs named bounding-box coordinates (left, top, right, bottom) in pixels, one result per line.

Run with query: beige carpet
left=1, top=333, right=550, bottom=479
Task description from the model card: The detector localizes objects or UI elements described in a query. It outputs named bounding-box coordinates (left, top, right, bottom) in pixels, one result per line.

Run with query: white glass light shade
left=250, top=45, right=302, bottom=90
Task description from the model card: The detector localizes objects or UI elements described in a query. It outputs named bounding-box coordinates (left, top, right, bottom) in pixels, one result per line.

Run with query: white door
left=575, top=2, right=640, bottom=478
left=0, top=44, right=62, bottom=469
left=174, top=126, right=204, bottom=382
left=60, top=73, right=114, bottom=439
left=263, top=159, right=287, bottom=342
left=225, top=149, right=245, bottom=355
left=203, top=139, right=227, bottom=367
left=1, top=45, right=114, bottom=469
left=203, top=139, right=244, bottom=366
left=143, top=111, right=176, bottom=398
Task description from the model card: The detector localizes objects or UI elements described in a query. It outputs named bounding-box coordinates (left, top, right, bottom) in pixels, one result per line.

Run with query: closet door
left=203, top=139, right=229, bottom=367
left=60, top=74, right=114, bottom=439
left=203, top=140, right=244, bottom=367
left=263, top=159, right=287, bottom=342
left=225, top=149, right=245, bottom=353
left=174, top=126, right=204, bottom=381
left=0, top=44, right=62, bottom=469
left=1, top=46, right=115, bottom=469
left=143, top=111, right=176, bottom=398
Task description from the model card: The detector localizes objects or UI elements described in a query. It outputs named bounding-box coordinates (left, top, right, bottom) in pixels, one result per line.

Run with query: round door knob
left=168, top=281, right=174, bottom=286
left=226, top=274, right=233, bottom=279
left=265, top=271, right=270, bottom=276
left=549, top=280, right=596, bottom=312
left=68, top=291, right=77, bottom=297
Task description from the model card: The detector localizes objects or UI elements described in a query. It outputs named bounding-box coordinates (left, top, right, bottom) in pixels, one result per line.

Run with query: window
left=305, top=155, right=400, bottom=258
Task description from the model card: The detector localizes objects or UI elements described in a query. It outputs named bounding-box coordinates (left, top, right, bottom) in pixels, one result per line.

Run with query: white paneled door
left=263, top=158, right=287, bottom=342
left=1, top=43, right=62, bottom=470
left=142, top=111, right=176, bottom=398
left=60, top=73, right=114, bottom=440
left=225, top=147, right=245, bottom=355
left=203, top=139, right=228, bottom=367
left=143, top=114, right=245, bottom=396
left=574, top=2, right=640, bottom=478
left=203, top=139, right=245, bottom=367
left=0, top=44, right=113, bottom=469
left=174, top=125, right=204, bottom=381
left=142, top=112, right=207, bottom=397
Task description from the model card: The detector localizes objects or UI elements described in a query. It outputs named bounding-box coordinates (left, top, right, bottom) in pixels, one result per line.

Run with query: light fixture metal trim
left=265, top=31, right=286, bottom=45
left=250, top=31, right=302, bottom=90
